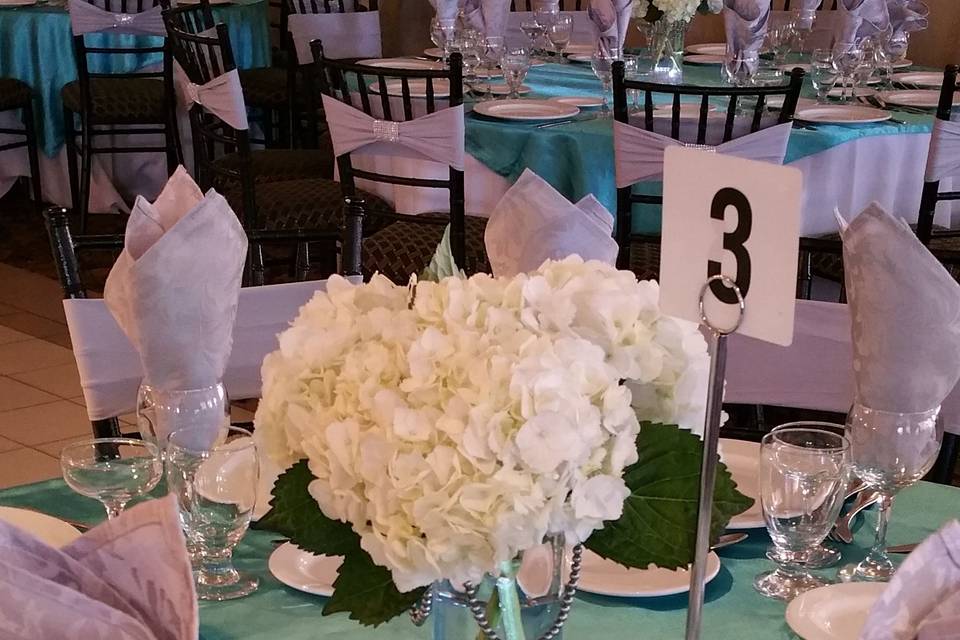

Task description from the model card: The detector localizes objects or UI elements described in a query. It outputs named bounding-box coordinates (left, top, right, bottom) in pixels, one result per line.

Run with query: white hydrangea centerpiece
left=633, top=0, right=722, bottom=23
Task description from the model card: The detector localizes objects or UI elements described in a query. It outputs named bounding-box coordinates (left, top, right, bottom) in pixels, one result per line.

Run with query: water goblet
left=723, top=52, right=759, bottom=87
left=520, top=18, right=546, bottom=58
left=61, top=438, right=163, bottom=520
left=137, top=383, right=230, bottom=450
left=810, top=48, right=839, bottom=104
left=546, top=15, right=573, bottom=63
left=501, top=46, right=531, bottom=100
left=534, top=3, right=559, bottom=30
left=754, top=427, right=849, bottom=601
left=768, top=23, right=795, bottom=67
left=832, top=41, right=864, bottom=104
left=166, top=425, right=260, bottom=601
left=591, top=50, right=615, bottom=117
left=838, top=405, right=943, bottom=583
left=622, top=54, right=642, bottom=113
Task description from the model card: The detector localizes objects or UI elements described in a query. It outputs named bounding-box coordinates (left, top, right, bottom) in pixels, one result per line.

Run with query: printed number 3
left=707, top=187, right=752, bottom=304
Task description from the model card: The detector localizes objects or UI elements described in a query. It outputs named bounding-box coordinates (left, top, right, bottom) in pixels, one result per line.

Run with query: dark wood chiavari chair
left=0, top=79, right=42, bottom=211
left=63, top=0, right=182, bottom=234
left=917, top=65, right=960, bottom=246
left=312, top=46, right=489, bottom=283
left=611, top=62, right=805, bottom=279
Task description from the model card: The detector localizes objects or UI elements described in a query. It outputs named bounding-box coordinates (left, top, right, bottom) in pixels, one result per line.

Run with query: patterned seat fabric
left=62, top=78, right=166, bottom=123
left=627, top=239, right=661, bottom=282
left=212, top=144, right=336, bottom=185
left=362, top=214, right=491, bottom=285
left=0, top=78, right=32, bottom=111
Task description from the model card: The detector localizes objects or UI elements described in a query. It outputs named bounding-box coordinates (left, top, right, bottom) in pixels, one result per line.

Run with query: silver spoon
left=830, top=490, right=882, bottom=544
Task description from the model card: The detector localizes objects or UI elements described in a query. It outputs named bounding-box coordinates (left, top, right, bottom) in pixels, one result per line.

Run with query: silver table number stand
left=684, top=275, right=745, bottom=640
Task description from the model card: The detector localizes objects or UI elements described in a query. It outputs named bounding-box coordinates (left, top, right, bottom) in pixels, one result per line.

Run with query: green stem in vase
left=496, top=558, right=526, bottom=640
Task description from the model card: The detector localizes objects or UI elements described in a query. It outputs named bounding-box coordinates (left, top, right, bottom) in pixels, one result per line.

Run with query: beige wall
left=381, top=0, right=960, bottom=67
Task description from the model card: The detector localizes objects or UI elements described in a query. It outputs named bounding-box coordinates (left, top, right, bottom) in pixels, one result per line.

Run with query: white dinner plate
left=473, top=99, right=579, bottom=121
left=368, top=79, right=451, bottom=98
left=356, top=57, right=443, bottom=71
left=269, top=543, right=342, bottom=597
left=0, top=0, right=38, bottom=5
left=786, top=582, right=887, bottom=640
left=686, top=43, right=726, bottom=56
left=423, top=47, right=444, bottom=59
left=779, top=63, right=812, bottom=73
left=718, top=439, right=763, bottom=530
left=892, top=58, right=913, bottom=69
left=552, top=95, right=604, bottom=108
left=578, top=550, right=721, bottom=598
left=879, top=89, right=959, bottom=108
left=652, top=103, right=719, bottom=118
left=795, top=104, right=891, bottom=124
left=0, top=506, right=81, bottom=547
left=489, top=83, right=531, bottom=96
left=567, top=53, right=593, bottom=64
left=828, top=86, right=877, bottom=98
left=685, top=54, right=725, bottom=65
left=564, top=44, right=594, bottom=56
left=891, top=71, right=943, bottom=88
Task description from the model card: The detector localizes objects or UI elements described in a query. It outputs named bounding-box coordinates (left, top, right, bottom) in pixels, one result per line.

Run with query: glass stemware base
left=768, top=543, right=842, bottom=570
left=754, top=567, right=830, bottom=601
left=837, top=547, right=895, bottom=583
left=195, top=560, right=260, bottom=601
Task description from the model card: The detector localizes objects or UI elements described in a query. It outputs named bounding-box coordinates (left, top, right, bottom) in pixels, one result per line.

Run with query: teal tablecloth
left=0, top=478, right=957, bottom=639
left=466, top=60, right=935, bottom=220
left=0, top=0, right=271, bottom=156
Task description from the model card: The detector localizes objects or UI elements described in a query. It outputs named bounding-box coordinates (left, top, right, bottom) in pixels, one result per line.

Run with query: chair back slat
left=917, top=65, right=960, bottom=244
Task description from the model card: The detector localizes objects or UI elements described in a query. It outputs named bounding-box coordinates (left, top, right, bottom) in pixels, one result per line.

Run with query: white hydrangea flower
left=633, top=0, right=704, bottom=23
left=255, top=258, right=710, bottom=593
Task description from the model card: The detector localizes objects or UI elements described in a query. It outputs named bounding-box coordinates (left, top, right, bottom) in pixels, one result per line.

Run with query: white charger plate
left=0, top=0, right=38, bottom=5
left=891, top=71, right=943, bottom=88
left=489, top=83, right=531, bottom=96
left=552, top=95, right=604, bottom=108
left=786, top=582, right=887, bottom=640
left=879, top=89, right=959, bottom=108
left=828, top=86, right=877, bottom=98
left=356, top=58, right=443, bottom=71
left=0, top=507, right=81, bottom=547
left=795, top=104, right=891, bottom=124
left=718, top=439, right=764, bottom=530
left=578, top=550, right=721, bottom=598
left=686, top=43, right=726, bottom=56
left=269, top=543, right=342, bottom=597
left=368, top=79, right=451, bottom=98
left=567, top=53, right=593, bottom=63
left=473, top=99, right=579, bottom=121
left=564, top=44, right=594, bottom=56
left=892, top=58, right=913, bottom=69
left=685, top=54, right=725, bottom=65
left=423, top=47, right=443, bottom=59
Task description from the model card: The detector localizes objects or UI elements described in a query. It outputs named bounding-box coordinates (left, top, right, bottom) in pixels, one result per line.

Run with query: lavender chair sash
left=173, top=64, right=249, bottom=131
left=613, top=120, right=793, bottom=187
left=322, top=94, right=465, bottom=170
left=288, top=11, right=382, bottom=65
left=68, top=0, right=165, bottom=37
left=64, top=278, right=360, bottom=421
left=924, top=118, right=960, bottom=182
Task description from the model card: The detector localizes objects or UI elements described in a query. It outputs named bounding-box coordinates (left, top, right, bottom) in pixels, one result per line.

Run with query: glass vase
left=644, top=19, right=687, bottom=84
left=430, top=536, right=568, bottom=640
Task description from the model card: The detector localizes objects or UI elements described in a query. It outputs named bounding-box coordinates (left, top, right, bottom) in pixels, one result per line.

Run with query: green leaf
left=585, top=422, right=754, bottom=571
left=323, top=550, right=427, bottom=627
left=420, top=224, right=466, bottom=282
left=253, top=459, right=361, bottom=557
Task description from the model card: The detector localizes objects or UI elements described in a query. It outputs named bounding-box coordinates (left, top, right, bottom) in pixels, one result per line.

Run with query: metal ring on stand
left=698, top=274, right=746, bottom=336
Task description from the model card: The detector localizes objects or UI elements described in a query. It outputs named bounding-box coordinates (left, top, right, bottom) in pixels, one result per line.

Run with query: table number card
left=659, top=147, right=803, bottom=346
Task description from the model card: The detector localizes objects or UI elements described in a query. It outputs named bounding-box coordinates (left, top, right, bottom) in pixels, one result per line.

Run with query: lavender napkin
left=484, top=169, right=618, bottom=277
left=836, top=0, right=890, bottom=43
left=861, top=520, right=960, bottom=640
left=428, top=0, right=459, bottom=23
left=103, top=166, right=248, bottom=394
left=839, top=203, right=960, bottom=414
left=723, top=0, right=770, bottom=75
left=795, top=0, right=822, bottom=29
left=0, top=496, right=196, bottom=640
left=588, top=0, right=633, bottom=57
left=887, top=0, right=929, bottom=39
left=463, top=0, right=510, bottom=38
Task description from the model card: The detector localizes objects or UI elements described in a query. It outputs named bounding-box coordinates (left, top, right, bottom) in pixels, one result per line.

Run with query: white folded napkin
left=588, top=0, right=633, bottom=57
left=428, top=0, right=459, bottom=23
left=836, top=0, right=890, bottom=43
left=887, top=0, right=929, bottom=40
left=0, top=496, right=196, bottom=640
left=103, top=166, right=248, bottom=394
left=723, top=0, right=770, bottom=75
left=839, top=203, right=960, bottom=414
left=463, top=0, right=510, bottom=38
left=861, top=520, right=960, bottom=640
left=484, top=169, right=618, bottom=278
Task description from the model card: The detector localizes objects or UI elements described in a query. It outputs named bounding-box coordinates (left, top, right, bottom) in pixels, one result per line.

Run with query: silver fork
left=829, top=489, right=882, bottom=544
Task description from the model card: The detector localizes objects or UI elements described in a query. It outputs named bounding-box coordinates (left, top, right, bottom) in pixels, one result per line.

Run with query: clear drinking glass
left=768, top=22, right=796, bottom=67
left=754, top=427, right=849, bottom=601
left=61, top=438, right=163, bottom=520
left=832, top=41, right=864, bottom=103
left=622, top=54, right=642, bottom=114
left=166, top=425, right=260, bottom=601
left=811, top=48, right=839, bottom=103
left=501, top=46, right=531, bottom=100
left=520, top=19, right=546, bottom=58
left=723, top=52, right=759, bottom=87
left=546, top=15, right=573, bottom=62
left=591, top=50, right=615, bottom=117
left=839, top=405, right=943, bottom=583
left=137, top=383, right=230, bottom=451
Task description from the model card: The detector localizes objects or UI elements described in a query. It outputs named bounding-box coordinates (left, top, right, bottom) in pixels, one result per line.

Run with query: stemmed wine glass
left=591, top=50, right=615, bottom=117
left=520, top=18, right=546, bottom=59
left=61, top=438, right=163, bottom=520
left=754, top=427, right=849, bottom=601
left=137, top=383, right=230, bottom=450
left=723, top=52, right=759, bottom=87
left=480, top=35, right=506, bottom=101
left=166, top=425, right=260, bottom=601
left=768, top=22, right=796, bottom=67
left=838, top=405, right=943, bottom=582
left=810, top=48, right=839, bottom=104
left=832, top=41, right=864, bottom=104
left=501, top=46, right=531, bottom=100
left=546, top=15, right=573, bottom=63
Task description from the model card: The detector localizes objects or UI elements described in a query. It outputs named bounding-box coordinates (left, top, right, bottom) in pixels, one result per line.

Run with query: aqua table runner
left=1, top=478, right=957, bottom=639
left=0, top=0, right=271, bottom=156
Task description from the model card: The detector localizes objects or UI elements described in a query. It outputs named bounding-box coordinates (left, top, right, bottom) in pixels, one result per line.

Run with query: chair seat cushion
left=62, top=78, right=166, bottom=123
left=627, top=239, right=661, bottom=282
left=212, top=146, right=335, bottom=185
left=362, top=214, right=490, bottom=284
left=238, top=67, right=290, bottom=109
left=0, top=78, right=32, bottom=111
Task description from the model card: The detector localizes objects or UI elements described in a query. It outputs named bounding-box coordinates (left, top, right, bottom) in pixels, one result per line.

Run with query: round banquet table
left=1, top=477, right=957, bottom=639
left=0, top=0, right=271, bottom=207
left=361, top=58, right=955, bottom=238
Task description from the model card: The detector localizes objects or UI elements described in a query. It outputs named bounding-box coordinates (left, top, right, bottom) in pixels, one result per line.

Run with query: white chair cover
left=925, top=118, right=960, bottom=182
left=173, top=64, right=250, bottom=131
left=613, top=120, right=793, bottom=187
left=322, top=94, right=465, bottom=170
left=68, top=0, right=166, bottom=37
left=506, top=11, right=594, bottom=45
left=288, top=11, right=382, bottom=65
left=64, top=278, right=361, bottom=421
